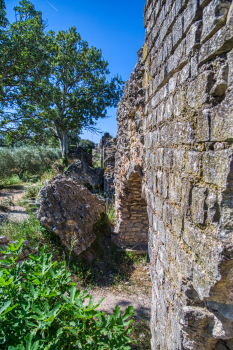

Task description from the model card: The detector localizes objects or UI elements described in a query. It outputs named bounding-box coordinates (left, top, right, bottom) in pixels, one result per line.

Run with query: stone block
left=159, top=244, right=169, bottom=269
left=211, top=91, right=233, bottom=141
left=171, top=121, right=194, bottom=145
left=154, top=194, right=164, bottom=219
left=163, top=201, right=172, bottom=225
left=165, top=276, right=174, bottom=303
left=185, top=151, right=202, bottom=176
left=157, top=101, right=165, bottom=123
left=201, top=0, right=231, bottom=43
left=203, top=150, right=233, bottom=187
left=178, top=63, right=191, bottom=84
left=173, top=14, right=183, bottom=47
left=174, top=88, right=186, bottom=116
left=183, top=0, right=199, bottom=32
left=173, top=149, right=185, bottom=172
left=187, top=71, right=214, bottom=108
left=156, top=257, right=165, bottom=283
left=165, top=96, right=174, bottom=120
left=227, top=48, right=233, bottom=87
left=166, top=228, right=178, bottom=261
left=162, top=171, right=168, bottom=199
left=199, top=18, right=233, bottom=64
left=176, top=245, right=193, bottom=278
left=181, top=177, right=192, bottom=215
left=191, top=54, right=199, bottom=78
left=196, top=109, right=210, bottom=141
left=191, top=187, right=207, bottom=224
left=157, top=170, right=163, bottom=194
left=163, top=148, right=173, bottom=170
left=157, top=218, right=166, bottom=244
left=172, top=206, right=183, bottom=236
left=167, top=39, right=187, bottom=75
left=163, top=33, right=173, bottom=61
left=186, top=21, right=202, bottom=56
left=168, top=73, right=178, bottom=94
left=169, top=173, right=182, bottom=203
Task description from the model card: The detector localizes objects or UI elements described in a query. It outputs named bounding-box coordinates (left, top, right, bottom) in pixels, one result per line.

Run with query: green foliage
left=0, top=214, right=41, bottom=247
left=1, top=0, right=124, bottom=157
left=0, top=241, right=134, bottom=349
left=0, top=174, right=22, bottom=187
left=0, top=146, right=61, bottom=179
left=0, top=0, right=51, bottom=111
left=0, top=0, right=8, bottom=28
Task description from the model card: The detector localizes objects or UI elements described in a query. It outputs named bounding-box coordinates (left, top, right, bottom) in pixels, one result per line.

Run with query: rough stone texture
left=114, top=0, right=233, bottom=348
left=0, top=236, right=37, bottom=262
left=64, top=160, right=103, bottom=190
left=103, top=137, right=117, bottom=194
left=67, top=146, right=92, bottom=167
left=37, top=175, right=105, bottom=255
left=99, top=133, right=111, bottom=168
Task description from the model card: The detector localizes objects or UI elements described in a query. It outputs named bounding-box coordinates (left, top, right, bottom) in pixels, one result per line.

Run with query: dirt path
left=0, top=186, right=29, bottom=223
left=78, top=263, right=152, bottom=319
left=85, top=287, right=151, bottom=318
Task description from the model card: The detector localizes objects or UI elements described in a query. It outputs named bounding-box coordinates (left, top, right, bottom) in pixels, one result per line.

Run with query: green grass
left=0, top=175, right=22, bottom=187
left=130, top=318, right=151, bottom=350
left=0, top=214, right=41, bottom=246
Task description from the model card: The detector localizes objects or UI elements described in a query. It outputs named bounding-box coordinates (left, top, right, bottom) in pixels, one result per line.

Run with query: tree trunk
left=54, top=122, right=68, bottom=159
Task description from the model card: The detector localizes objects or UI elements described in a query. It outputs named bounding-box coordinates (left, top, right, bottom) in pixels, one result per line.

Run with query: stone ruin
left=67, top=145, right=92, bottom=167
left=113, top=0, right=233, bottom=348
left=93, top=133, right=117, bottom=195
left=64, top=160, right=104, bottom=190
left=37, top=175, right=105, bottom=255
left=103, top=137, right=117, bottom=194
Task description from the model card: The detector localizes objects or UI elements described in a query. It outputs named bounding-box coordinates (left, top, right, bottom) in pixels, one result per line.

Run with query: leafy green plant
left=0, top=241, right=134, bottom=349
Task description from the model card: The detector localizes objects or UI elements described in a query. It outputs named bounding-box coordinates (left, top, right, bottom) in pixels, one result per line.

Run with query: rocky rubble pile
left=64, top=160, right=103, bottom=190
left=37, top=175, right=105, bottom=255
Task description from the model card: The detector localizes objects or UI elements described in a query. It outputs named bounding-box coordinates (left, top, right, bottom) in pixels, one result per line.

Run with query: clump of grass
left=0, top=195, right=14, bottom=207
left=130, top=318, right=151, bottom=350
left=24, top=169, right=54, bottom=199
left=0, top=214, right=41, bottom=247
left=0, top=175, right=22, bottom=187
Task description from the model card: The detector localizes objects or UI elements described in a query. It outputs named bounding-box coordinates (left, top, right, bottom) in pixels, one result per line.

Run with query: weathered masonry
left=114, top=0, right=233, bottom=348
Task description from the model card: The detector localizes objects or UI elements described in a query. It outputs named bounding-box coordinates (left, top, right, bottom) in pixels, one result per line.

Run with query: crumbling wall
left=103, top=137, right=117, bottom=194
left=67, top=146, right=92, bottom=167
left=114, top=0, right=233, bottom=348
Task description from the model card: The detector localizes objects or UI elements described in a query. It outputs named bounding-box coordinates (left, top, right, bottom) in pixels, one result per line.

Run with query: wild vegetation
left=0, top=0, right=124, bottom=158
left=0, top=146, right=61, bottom=181
left=0, top=240, right=135, bottom=349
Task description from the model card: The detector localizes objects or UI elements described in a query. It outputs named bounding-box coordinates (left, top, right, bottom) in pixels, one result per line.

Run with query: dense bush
left=0, top=241, right=134, bottom=349
left=0, top=146, right=61, bottom=179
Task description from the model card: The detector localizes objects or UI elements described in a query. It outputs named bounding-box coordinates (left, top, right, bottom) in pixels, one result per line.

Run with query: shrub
left=0, top=241, right=134, bottom=350
left=0, top=146, right=61, bottom=179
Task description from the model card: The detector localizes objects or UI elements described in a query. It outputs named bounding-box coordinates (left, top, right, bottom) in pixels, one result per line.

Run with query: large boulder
left=37, top=175, right=105, bottom=255
left=64, top=160, right=103, bottom=189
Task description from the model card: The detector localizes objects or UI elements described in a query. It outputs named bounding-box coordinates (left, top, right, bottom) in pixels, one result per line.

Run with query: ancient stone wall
left=103, top=137, right=117, bottom=194
left=67, top=146, right=92, bottom=167
left=114, top=0, right=233, bottom=348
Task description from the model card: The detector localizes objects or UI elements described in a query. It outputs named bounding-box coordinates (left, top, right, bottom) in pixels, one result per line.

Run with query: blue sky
left=6, top=0, right=145, bottom=143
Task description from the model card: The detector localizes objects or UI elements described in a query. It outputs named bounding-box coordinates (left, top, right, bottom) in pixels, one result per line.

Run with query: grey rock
left=64, top=160, right=103, bottom=189
left=37, top=176, right=105, bottom=255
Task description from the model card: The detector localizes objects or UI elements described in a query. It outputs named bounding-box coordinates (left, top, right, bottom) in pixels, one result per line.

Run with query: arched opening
left=115, top=172, right=149, bottom=250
